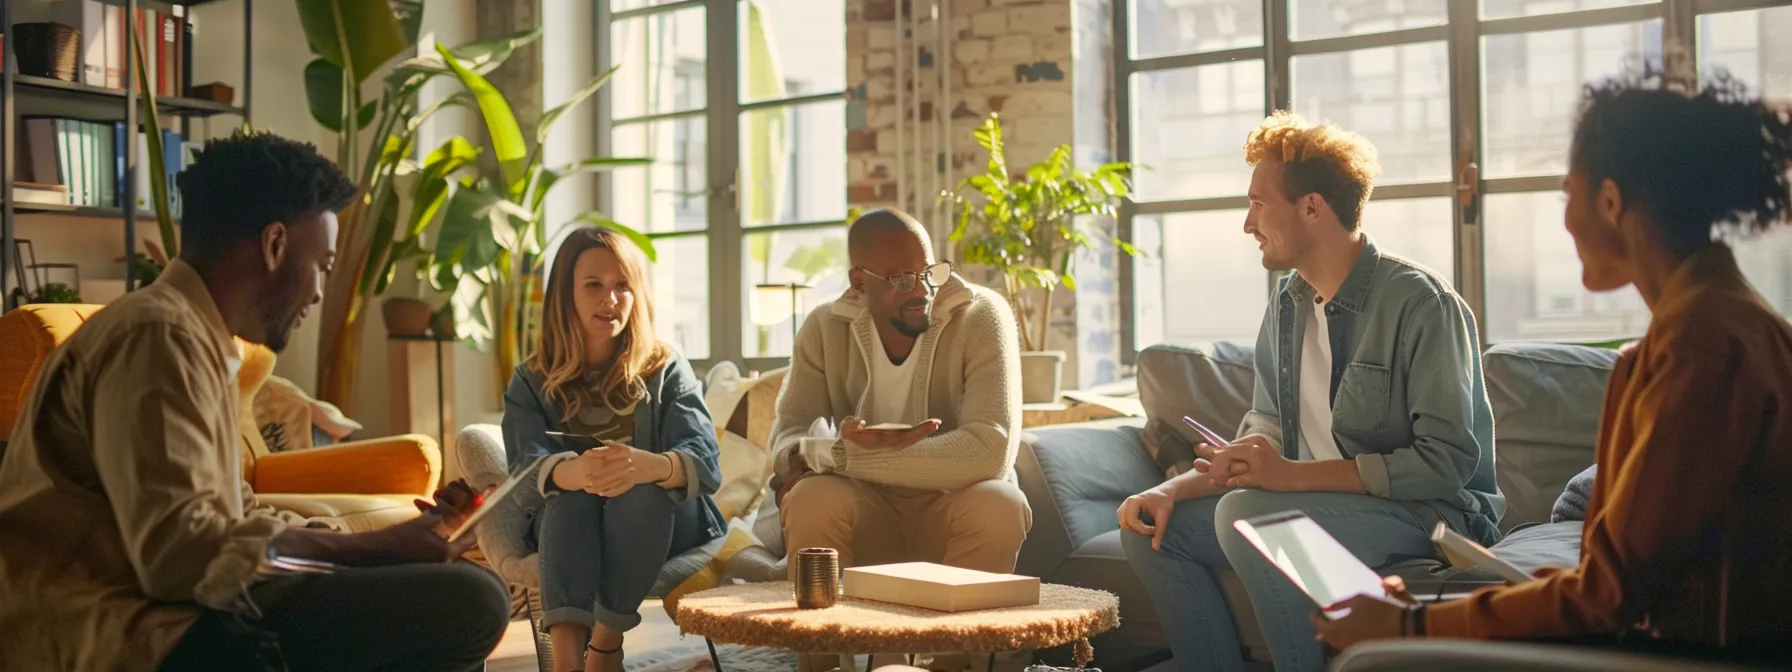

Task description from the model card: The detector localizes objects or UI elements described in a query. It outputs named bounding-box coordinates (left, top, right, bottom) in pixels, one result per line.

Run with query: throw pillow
left=1136, top=343, right=1257, bottom=479
left=252, top=375, right=364, bottom=453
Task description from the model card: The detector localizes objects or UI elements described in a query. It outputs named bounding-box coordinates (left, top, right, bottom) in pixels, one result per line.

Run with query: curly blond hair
left=1243, top=111, right=1381, bottom=231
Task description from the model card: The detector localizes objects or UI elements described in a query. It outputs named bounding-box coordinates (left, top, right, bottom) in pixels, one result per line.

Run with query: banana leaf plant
left=940, top=113, right=1138, bottom=352
left=310, top=17, right=543, bottom=409
left=422, top=42, right=654, bottom=403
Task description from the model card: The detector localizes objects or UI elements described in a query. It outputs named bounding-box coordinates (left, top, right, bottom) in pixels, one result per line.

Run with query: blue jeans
left=1121, top=489, right=1449, bottom=672
left=534, top=484, right=708, bottom=633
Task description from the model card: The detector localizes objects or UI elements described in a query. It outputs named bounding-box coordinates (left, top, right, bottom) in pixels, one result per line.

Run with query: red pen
left=1182, top=415, right=1232, bottom=447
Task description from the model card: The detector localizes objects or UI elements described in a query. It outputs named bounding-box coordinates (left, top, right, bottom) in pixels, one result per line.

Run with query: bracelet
left=652, top=453, right=677, bottom=484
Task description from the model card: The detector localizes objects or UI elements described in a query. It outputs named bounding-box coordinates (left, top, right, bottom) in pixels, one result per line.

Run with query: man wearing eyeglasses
left=768, top=208, right=1031, bottom=579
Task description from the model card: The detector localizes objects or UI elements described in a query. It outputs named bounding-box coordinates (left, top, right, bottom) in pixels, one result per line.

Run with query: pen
left=1182, top=415, right=1231, bottom=447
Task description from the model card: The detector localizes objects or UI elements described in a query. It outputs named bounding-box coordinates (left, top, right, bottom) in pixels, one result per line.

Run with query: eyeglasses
left=856, top=262, right=952, bottom=294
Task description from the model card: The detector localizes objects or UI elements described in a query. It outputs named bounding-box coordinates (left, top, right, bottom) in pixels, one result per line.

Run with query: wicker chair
left=450, top=424, right=719, bottom=671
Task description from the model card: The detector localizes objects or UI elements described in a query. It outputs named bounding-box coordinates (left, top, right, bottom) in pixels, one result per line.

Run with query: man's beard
left=889, top=315, right=931, bottom=338
left=260, top=305, right=297, bottom=353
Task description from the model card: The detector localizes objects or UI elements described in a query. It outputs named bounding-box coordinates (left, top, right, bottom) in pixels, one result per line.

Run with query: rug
left=623, top=641, right=797, bottom=672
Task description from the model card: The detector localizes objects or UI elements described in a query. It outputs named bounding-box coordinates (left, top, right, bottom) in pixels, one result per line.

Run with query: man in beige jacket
left=771, top=208, right=1031, bottom=576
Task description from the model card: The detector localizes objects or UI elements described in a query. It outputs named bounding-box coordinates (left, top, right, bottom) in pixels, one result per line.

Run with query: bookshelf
left=1, top=0, right=252, bottom=310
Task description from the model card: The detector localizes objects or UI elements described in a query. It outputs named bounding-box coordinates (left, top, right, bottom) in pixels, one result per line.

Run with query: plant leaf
left=406, top=136, right=481, bottom=239
left=434, top=42, right=529, bottom=198
left=304, top=59, right=348, bottom=132
left=391, top=0, right=425, bottom=46
left=572, top=214, right=658, bottom=262
left=129, top=29, right=177, bottom=258
left=533, top=156, right=652, bottom=210
left=295, top=0, right=408, bottom=84
left=386, top=28, right=541, bottom=98
left=537, top=64, right=619, bottom=145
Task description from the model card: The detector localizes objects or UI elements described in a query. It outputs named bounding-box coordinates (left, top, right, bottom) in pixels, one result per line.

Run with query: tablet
left=447, top=454, right=548, bottom=543
left=1431, top=522, right=1530, bottom=584
left=1232, top=511, right=1387, bottom=619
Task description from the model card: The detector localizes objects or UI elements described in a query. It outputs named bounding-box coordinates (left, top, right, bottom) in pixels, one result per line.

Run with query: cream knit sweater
left=768, top=274, right=1022, bottom=491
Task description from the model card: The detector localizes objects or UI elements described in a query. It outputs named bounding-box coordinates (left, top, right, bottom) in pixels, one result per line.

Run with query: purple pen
left=1182, top=416, right=1232, bottom=446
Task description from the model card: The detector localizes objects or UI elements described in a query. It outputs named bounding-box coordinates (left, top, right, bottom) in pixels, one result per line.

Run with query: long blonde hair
left=527, top=227, right=670, bottom=423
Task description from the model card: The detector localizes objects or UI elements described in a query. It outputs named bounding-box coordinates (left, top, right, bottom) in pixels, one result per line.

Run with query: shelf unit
left=1, top=0, right=253, bottom=310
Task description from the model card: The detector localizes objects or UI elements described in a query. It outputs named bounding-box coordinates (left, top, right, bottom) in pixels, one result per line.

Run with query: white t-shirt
left=867, top=333, right=920, bottom=424
left=1297, top=295, right=1346, bottom=462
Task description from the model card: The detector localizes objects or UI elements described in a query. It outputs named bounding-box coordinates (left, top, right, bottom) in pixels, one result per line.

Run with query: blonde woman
left=501, top=227, right=724, bottom=672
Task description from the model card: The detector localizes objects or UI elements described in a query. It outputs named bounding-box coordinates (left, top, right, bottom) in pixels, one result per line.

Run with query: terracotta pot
left=429, top=310, right=458, bottom=340
left=381, top=298, right=432, bottom=337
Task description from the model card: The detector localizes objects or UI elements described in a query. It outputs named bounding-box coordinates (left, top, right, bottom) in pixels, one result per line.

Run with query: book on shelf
left=16, top=117, right=187, bottom=215
left=841, top=562, right=1041, bottom=613
left=19, top=0, right=189, bottom=95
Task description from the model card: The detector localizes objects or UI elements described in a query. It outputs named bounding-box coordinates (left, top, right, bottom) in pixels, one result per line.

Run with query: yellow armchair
left=1, top=303, right=440, bottom=532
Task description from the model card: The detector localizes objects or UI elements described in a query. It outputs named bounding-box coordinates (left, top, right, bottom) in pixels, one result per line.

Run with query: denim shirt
left=501, top=353, right=727, bottom=541
left=1239, top=238, right=1505, bottom=544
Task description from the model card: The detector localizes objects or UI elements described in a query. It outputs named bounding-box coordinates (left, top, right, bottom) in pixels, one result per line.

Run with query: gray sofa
left=1012, top=341, right=1623, bottom=670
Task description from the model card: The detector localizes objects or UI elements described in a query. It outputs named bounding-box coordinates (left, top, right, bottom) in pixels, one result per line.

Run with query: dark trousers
left=159, top=562, right=511, bottom=672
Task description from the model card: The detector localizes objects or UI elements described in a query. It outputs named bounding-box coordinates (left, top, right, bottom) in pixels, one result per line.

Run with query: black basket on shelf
left=13, top=22, right=81, bottom=82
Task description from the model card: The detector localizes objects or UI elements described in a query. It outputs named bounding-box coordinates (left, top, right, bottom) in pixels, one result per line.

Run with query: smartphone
left=544, top=430, right=607, bottom=450
left=1181, top=416, right=1232, bottom=447
left=862, top=422, right=915, bottom=431
left=1233, top=511, right=1388, bottom=619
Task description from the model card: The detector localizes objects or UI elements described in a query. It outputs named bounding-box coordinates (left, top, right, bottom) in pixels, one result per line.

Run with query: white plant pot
left=1019, top=350, right=1067, bottom=404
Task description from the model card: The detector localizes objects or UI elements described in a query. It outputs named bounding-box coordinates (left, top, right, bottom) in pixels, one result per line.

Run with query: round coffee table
left=675, top=581, right=1119, bottom=671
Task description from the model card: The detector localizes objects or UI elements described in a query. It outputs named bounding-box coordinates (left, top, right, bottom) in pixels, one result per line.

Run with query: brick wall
left=845, top=0, right=1123, bottom=388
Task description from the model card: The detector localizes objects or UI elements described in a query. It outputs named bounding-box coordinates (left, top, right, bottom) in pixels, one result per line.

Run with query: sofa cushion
left=1014, top=419, right=1154, bottom=579
left=1136, top=343, right=1257, bottom=479
left=1483, top=343, right=1619, bottom=531
left=1552, top=465, right=1598, bottom=523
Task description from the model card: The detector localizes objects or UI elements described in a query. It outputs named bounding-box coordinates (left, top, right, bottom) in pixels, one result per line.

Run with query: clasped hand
left=1195, top=433, right=1302, bottom=491
left=551, top=441, right=671, bottom=497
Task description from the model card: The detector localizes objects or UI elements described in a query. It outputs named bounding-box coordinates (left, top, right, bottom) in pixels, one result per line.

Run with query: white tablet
left=1431, top=522, right=1531, bottom=584
left=447, top=454, right=548, bottom=543
left=1232, top=511, right=1388, bottom=619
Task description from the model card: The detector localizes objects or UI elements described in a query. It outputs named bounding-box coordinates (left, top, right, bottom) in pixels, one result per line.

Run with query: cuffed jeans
left=1121, top=489, right=1452, bottom=672
left=534, top=484, right=709, bottom=633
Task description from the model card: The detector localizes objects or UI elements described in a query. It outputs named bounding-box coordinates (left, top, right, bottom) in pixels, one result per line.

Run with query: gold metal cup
left=794, top=547, right=840, bottom=609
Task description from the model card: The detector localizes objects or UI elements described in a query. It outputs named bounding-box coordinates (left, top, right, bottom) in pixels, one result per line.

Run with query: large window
left=602, top=0, right=846, bottom=367
left=1120, top=0, right=1792, bottom=355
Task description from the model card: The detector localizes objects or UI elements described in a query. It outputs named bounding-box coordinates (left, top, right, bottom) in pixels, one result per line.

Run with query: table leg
left=705, top=638, right=724, bottom=672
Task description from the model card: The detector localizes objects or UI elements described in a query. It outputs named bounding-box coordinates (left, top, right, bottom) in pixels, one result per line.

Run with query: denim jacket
left=1239, top=237, right=1505, bottom=544
left=501, top=353, right=727, bottom=541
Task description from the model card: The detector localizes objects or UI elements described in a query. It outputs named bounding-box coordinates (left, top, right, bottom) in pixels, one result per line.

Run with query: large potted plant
left=943, top=114, right=1137, bottom=403
left=296, top=0, right=540, bottom=407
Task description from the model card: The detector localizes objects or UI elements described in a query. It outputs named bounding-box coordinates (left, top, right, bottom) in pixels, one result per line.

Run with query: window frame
left=1114, top=0, right=1792, bottom=365
left=597, top=0, right=849, bottom=373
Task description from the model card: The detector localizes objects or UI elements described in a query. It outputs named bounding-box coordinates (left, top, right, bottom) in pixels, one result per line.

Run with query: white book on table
left=842, top=562, right=1041, bottom=613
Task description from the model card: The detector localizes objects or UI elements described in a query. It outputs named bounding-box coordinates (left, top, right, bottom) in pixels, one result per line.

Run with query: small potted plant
left=942, top=113, right=1138, bottom=403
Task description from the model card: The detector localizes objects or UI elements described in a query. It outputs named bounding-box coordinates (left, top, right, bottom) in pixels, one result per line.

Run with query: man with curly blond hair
left=1116, top=111, right=1501, bottom=672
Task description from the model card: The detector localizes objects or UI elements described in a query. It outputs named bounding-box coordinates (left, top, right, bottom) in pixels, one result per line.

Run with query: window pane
left=1133, top=210, right=1267, bottom=349
left=1290, top=0, right=1446, bottom=41
left=742, top=101, right=847, bottom=226
left=740, top=0, right=845, bottom=103
left=611, top=8, right=707, bottom=119
left=1362, top=198, right=1454, bottom=283
left=1484, top=192, right=1649, bottom=343
left=743, top=227, right=851, bottom=358
left=1132, top=61, right=1265, bottom=201
left=612, top=119, right=708, bottom=233
left=1698, top=6, right=1792, bottom=100
left=1481, top=0, right=1656, bottom=20
left=1291, top=42, right=1451, bottom=184
left=1482, top=21, right=1662, bottom=178
left=1735, top=228, right=1792, bottom=320
left=1130, top=0, right=1263, bottom=59
left=649, top=235, right=712, bottom=359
